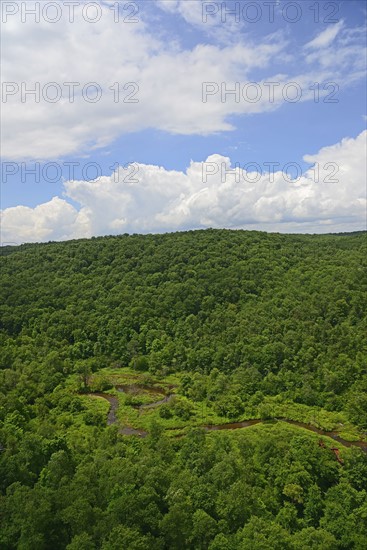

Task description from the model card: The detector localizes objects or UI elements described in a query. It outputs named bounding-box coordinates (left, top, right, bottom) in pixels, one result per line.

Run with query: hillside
left=1, top=229, right=367, bottom=548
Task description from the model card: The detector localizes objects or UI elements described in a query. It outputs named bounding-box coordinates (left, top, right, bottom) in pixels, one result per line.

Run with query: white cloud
left=156, top=0, right=236, bottom=37
left=0, top=197, right=81, bottom=244
left=303, top=22, right=366, bottom=78
left=1, top=2, right=365, bottom=160
left=0, top=1, right=285, bottom=160
left=305, top=20, right=344, bottom=49
left=1, top=131, right=366, bottom=243
left=157, top=0, right=215, bottom=27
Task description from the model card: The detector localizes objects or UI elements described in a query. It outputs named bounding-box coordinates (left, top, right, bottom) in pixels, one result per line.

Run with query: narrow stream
left=91, top=393, right=119, bottom=425
left=89, top=391, right=367, bottom=451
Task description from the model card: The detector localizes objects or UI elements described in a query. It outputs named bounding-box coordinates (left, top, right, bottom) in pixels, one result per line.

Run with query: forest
left=0, top=229, right=366, bottom=549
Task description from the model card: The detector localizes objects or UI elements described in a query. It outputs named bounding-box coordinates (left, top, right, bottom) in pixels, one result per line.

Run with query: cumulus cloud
left=1, top=131, right=366, bottom=243
left=1, top=2, right=365, bottom=160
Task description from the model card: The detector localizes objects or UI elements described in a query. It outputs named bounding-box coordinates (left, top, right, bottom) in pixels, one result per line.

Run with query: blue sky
left=1, top=0, right=366, bottom=242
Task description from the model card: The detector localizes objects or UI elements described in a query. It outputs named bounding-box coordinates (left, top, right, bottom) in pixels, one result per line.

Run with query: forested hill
left=1, top=230, right=367, bottom=549
left=1, top=229, right=367, bottom=424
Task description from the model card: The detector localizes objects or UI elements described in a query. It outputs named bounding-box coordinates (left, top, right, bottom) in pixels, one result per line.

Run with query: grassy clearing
left=80, top=369, right=366, bottom=443
left=216, top=421, right=346, bottom=455
left=115, top=393, right=227, bottom=431
left=91, top=367, right=181, bottom=392
left=256, top=398, right=366, bottom=442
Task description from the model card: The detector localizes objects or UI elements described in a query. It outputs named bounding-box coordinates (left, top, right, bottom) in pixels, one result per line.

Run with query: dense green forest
left=1, top=229, right=367, bottom=549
